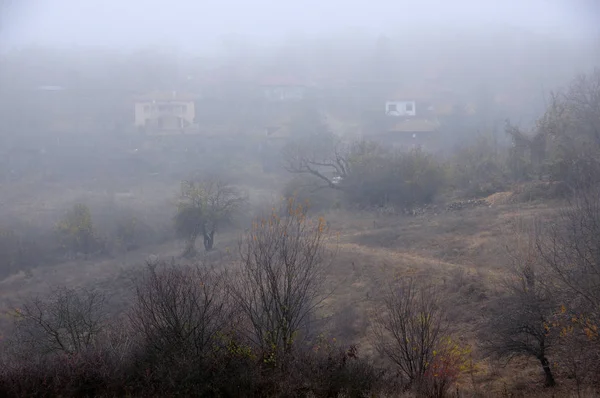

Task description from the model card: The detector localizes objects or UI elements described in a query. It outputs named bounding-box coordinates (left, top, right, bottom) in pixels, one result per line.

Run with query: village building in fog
left=133, top=91, right=198, bottom=135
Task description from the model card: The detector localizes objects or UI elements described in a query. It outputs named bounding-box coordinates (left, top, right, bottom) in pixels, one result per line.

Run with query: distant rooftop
left=388, top=118, right=440, bottom=133
left=260, top=76, right=308, bottom=87
left=133, top=91, right=197, bottom=102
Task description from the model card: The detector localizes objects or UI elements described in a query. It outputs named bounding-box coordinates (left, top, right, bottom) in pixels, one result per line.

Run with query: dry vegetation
left=0, top=70, right=599, bottom=397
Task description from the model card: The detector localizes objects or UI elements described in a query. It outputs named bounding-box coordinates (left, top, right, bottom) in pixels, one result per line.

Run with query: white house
left=133, top=91, right=197, bottom=134
left=385, top=100, right=417, bottom=117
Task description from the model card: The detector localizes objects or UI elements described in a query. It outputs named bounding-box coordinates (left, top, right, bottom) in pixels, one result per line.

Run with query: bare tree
left=372, top=277, right=447, bottom=388
left=537, top=187, right=600, bottom=385
left=505, top=123, right=546, bottom=180
left=481, top=218, right=557, bottom=387
left=129, top=260, right=233, bottom=363
left=12, top=287, right=106, bottom=356
left=175, top=177, right=246, bottom=255
left=539, top=186, right=600, bottom=313
left=561, top=69, right=600, bottom=147
left=283, top=137, right=351, bottom=190
left=233, top=198, right=333, bottom=364
left=536, top=68, right=600, bottom=189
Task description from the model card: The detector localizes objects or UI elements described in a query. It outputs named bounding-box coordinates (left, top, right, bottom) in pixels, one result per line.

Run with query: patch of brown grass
left=0, top=193, right=573, bottom=396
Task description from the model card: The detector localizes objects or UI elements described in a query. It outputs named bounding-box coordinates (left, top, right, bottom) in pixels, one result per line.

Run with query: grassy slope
left=321, top=199, right=565, bottom=395
left=0, top=184, right=578, bottom=395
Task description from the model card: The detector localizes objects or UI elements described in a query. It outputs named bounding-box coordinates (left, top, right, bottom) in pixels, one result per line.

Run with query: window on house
left=387, top=103, right=398, bottom=112
left=181, top=105, right=187, bottom=113
left=406, top=102, right=414, bottom=112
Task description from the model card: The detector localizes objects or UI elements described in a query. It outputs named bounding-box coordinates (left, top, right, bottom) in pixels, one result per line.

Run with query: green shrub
left=55, top=203, right=98, bottom=255
left=343, top=148, right=445, bottom=208
left=447, top=136, right=509, bottom=197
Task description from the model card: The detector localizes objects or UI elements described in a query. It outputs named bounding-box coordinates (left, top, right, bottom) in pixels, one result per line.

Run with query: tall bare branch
left=233, top=198, right=334, bottom=365
left=13, top=287, right=106, bottom=356
left=372, top=277, right=447, bottom=387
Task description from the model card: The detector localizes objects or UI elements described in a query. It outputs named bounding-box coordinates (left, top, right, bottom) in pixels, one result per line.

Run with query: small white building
left=134, top=91, right=197, bottom=134
left=385, top=100, right=416, bottom=117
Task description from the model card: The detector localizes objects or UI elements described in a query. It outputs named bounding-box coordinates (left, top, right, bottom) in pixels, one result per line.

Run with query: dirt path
left=334, top=240, right=502, bottom=280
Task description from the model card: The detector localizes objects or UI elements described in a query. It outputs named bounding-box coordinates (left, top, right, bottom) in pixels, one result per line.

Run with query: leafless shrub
left=282, top=174, right=343, bottom=212
left=128, top=260, right=233, bottom=365
left=282, top=107, right=351, bottom=191
left=372, top=277, right=448, bottom=389
left=11, top=287, right=107, bottom=357
left=288, top=341, right=388, bottom=398
left=539, top=186, right=600, bottom=316
left=481, top=218, right=557, bottom=387
left=283, top=136, right=351, bottom=190
left=537, top=186, right=600, bottom=386
left=233, top=197, right=333, bottom=364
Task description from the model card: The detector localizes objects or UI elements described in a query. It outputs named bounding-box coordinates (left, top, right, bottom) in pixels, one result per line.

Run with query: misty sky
left=1, top=0, right=599, bottom=52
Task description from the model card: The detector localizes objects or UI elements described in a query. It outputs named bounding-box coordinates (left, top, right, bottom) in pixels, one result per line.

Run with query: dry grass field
left=0, top=172, right=579, bottom=396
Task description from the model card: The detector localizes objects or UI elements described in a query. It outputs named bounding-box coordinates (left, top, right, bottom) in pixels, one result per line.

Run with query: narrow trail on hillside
left=332, top=239, right=502, bottom=279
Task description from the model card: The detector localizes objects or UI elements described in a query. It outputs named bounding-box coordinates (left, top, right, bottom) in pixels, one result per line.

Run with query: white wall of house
left=385, top=100, right=416, bottom=116
left=264, top=86, right=305, bottom=101
left=134, top=100, right=195, bottom=127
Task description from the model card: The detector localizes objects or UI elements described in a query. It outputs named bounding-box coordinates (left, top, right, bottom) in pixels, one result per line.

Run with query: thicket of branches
left=480, top=218, right=557, bottom=387
left=0, top=200, right=402, bottom=397
left=539, top=186, right=600, bottom=388
left=285, top=136, right=446, bottom=209
left=374, top=278, right=447, bottom=392
left=478, top=184, right=600, bottom=391
left=472, top=69, right=600, bottom=393
left=234, top=198, right=331, bottom=364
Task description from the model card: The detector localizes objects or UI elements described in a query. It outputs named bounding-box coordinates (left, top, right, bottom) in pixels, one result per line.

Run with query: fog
left=2, top=0, right=599, bottom=51
left=1, top=0, right=600, bottom=396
